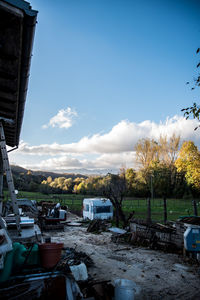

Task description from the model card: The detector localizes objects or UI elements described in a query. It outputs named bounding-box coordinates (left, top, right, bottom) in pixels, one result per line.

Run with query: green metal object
left=0, top=243, right=40, bottom=283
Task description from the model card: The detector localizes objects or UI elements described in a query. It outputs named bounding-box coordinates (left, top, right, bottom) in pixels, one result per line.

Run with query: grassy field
left=4, top=191, right=198, bottom=222
left=122, top=198, right=197, bottom=222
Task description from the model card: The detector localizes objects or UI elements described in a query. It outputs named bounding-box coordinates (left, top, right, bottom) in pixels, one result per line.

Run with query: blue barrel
left=184, top=226, right=200, bottom=252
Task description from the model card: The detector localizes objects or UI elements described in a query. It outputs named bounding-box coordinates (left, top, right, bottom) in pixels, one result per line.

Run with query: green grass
left=122, top=197, right=198, bottom=222
left=4, top=191, right=198, bottom=223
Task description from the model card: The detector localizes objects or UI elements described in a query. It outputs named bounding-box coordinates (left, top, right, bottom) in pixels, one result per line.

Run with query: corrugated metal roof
left=0, top=0, right=38, bottom=147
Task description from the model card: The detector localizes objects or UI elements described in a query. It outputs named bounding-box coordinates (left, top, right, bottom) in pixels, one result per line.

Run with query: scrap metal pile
left=38, top=201, right=68, bottom=231
left=0, top=230, right=115, bottom=300
left=2, top=199, right=200, bottom=299
left=130, top=219, right=183, bottom=251
left=0, top=198, right=124, bottom=299
left=129, top=217, right=200, bottom=255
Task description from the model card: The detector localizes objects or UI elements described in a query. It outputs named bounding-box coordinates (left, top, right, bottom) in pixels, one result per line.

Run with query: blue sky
left=10, top=0, right=200, bottom=174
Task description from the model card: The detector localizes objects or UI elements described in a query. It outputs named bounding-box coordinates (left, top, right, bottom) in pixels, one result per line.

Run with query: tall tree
left=175, top=141, right=200, bottom=190
left=148, top=162, right=173, bottom=198
left=135, top=135, right=180, bottom=169
left=159, top=134, right=180, bottom=165
left=125, top=168, right=136, bottom=196
left=63, top=178, right=73, bottom=193
left=135, top=138, right=159, bottom=169
left=99, top=172, right=127, bottom=227
left=135, top=135, right=181, bottom=198
left=47, top=176, right=52, bottom=184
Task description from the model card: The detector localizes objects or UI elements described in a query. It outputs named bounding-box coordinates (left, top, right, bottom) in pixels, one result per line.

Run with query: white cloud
left=42, top=107, right=78, bottom=129
left=94, top=152, right=136, bottom=169
left=18, top=152, right=136, bottom=173
left=19, top=115, right=200, bottom=156
left=10, top=115, right=200, bottom=173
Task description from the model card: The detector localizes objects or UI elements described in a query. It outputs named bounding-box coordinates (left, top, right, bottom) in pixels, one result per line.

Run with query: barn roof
left=0, top=0, right=38, bottom=147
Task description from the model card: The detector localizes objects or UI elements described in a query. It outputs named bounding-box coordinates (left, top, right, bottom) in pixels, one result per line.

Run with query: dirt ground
left=44, top=213, right=200, bottom=300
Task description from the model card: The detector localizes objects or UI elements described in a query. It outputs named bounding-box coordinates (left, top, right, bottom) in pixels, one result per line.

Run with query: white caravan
left=82, top=198, right=113, bottom=220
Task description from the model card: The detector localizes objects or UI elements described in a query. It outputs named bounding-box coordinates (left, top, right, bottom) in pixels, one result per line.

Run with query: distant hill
left=10, top=165, right=28, bottom=174
left=11, top=165, right=88, bottom=180
left=32, top=170, right=88, bottom=180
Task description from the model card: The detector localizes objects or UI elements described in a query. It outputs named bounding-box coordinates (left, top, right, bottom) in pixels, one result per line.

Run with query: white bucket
left=114, top=279, right=136, bottom=300
left=70, top=262, right=88, bottom=281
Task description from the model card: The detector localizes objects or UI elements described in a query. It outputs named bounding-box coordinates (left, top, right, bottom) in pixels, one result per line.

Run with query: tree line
left=8, top=135, right=200, bottom=199
left=6, top=134, right=200, bottom=226
left=39, top=135, right=200, bottom=199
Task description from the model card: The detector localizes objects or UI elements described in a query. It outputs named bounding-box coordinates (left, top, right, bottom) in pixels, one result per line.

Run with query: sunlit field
left=5, top=191, right=198, bottom=223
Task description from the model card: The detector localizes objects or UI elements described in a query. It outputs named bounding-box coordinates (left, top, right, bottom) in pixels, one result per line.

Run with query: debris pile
left=38, top=202, right=67, bottom=232
left=177, top=216, right=200, bottom=225
left=108, top=227, right=132, bottom=244
left=130, top=219, right=183, bottom=252
left=60, top=247, right=94, bottom=268
left=87, top=219, right=111, bottom=233
left=2, top=192, right=200, bottom=299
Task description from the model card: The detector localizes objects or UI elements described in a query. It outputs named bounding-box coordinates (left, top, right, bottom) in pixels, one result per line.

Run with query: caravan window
left=96, top=206, right=111, bottom=213
left=84, top=204, right=89, bottom=211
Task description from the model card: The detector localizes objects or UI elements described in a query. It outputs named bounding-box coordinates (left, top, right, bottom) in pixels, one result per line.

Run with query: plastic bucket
left=39, top=243, right=63, bottom=269
left=70, top=263, right=88, bottom=281
left=114, top=279, right=136, bottom=300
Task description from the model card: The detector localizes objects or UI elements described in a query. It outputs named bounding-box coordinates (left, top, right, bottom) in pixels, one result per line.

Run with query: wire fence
left=122, top=197, right=198, bottom=222
left=7, top=191, right=198, bottom=223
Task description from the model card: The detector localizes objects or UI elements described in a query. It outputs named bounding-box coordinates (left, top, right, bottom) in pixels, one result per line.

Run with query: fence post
left=163, top=197, right=167, bottom=224
left=147, top=197, right=151, bottom=225
left=193, top=200, right=198, bottom=216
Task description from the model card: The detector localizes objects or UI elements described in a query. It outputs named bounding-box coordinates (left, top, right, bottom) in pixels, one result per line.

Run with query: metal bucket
left=114, top=279, right=136, bottom=300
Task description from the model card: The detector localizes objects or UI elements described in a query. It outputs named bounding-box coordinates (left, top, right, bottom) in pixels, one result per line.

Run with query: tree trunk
left=115, top=204, right=120, bottom=227
left=119, top=205, right=127, bottom=228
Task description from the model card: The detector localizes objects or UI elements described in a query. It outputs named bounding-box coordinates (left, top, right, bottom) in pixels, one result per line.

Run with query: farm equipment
left=3, top=198, right=39, bottom=219
left=39, top=202, right=67, bottom=231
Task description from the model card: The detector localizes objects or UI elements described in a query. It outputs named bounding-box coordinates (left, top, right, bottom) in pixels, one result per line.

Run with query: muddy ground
left=44, top=213, right=200, bottom=300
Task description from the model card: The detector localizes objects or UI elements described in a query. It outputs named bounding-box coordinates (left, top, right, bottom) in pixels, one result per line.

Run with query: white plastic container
left=114, top=279, right=136, bottom=300
left=70, top=262, right=88, bottom=281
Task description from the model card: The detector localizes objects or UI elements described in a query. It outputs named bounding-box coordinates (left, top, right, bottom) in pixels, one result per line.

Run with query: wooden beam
left=0, top=91, right=17, bottom=102
left=0, top=70, right=17, bottom=80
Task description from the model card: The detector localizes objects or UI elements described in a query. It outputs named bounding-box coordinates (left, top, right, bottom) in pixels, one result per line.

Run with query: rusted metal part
left=178, top=216, right=200, bottom=225
left=130, top=219, right=183, bottom=251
